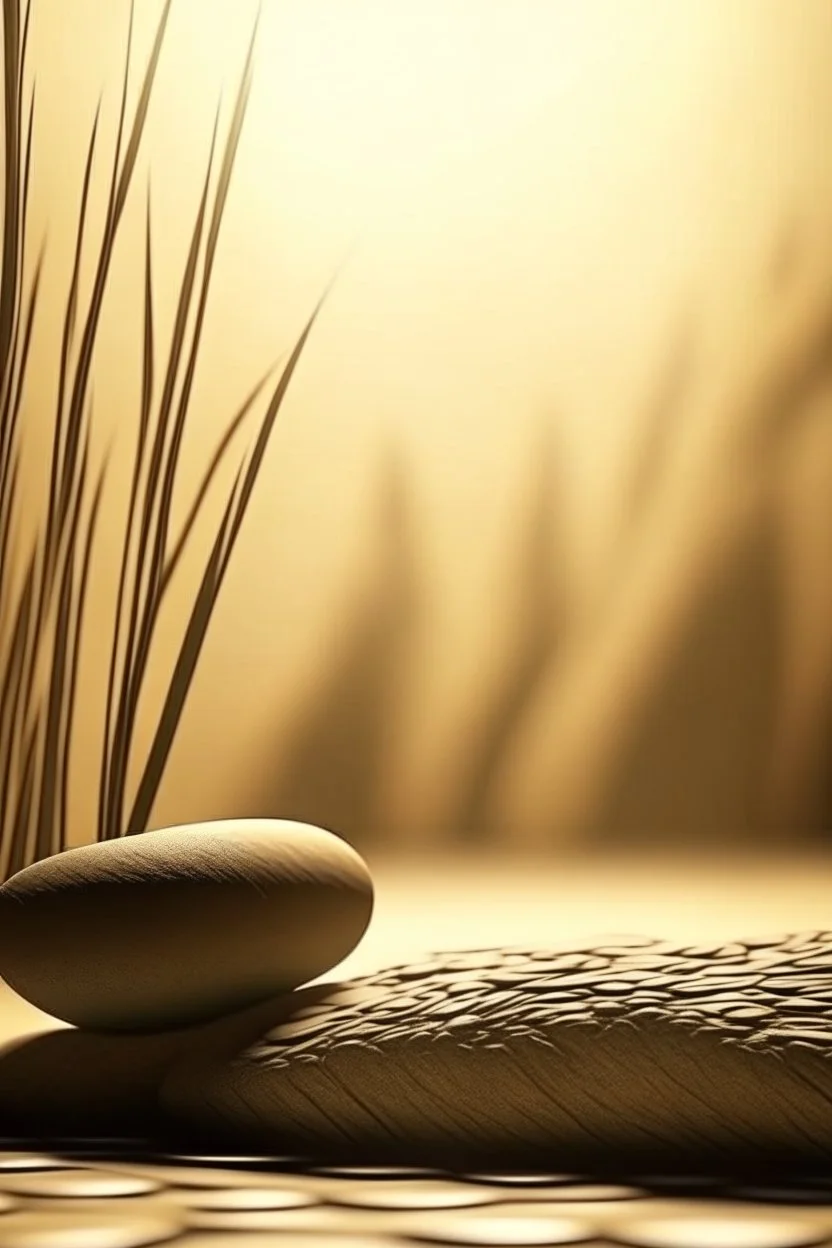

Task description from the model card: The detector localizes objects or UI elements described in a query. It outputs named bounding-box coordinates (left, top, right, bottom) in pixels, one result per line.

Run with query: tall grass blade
left=203, top=9, right=258, bottom=272
left=222, top=297, right=325, bottom=555
left=60, top=446, right=108, bottom=852
left=0, top=232, right=44, bottom=508
left=148, top=33, right=254, bottom=608
left=0, top=442, right=18, bottom=597
left=0, top=0, right=21, bottom=385
left=99, top=186, right=155, bottom=842
left=34, top=420, right=92, bottom=862
left=0, top=538, right=34, bottom=878
left=103, top=123, right=217, bottom=838
left=140, top=4, right=261, bottom=629
left=106, top=0, right=135, bottom=231
left=0, top=72, right=35, bottom=474
left=9, top=132, right=97, bottom=829
left=0, top=523, right=33, bottom=739
left=134, top=111, right=219, bottom=614
left=17, top=74, right=33, bottom=268
left=0, top=236, right=44, bottom=621
left=49, top=98, right=102, bottom=537
left=158, top=366, right=272, bottom=600
left=5, top=230, right=43, bottom=431
left=57, top=0, right=171, bottom=534
left=15, top=0, right=29, bottom=147
left=110, top=0, right=172, bottom=228
left=123, top=31, right=259, bottom=767
left=9, top=0, right=32, bottom=356
left=126, top=298, right=324, bottom=835
left=0, top=75, right=34, bottom=452
left=7, top=718, right=36, bottom=876
left=125, top=462, right=244, bottom=834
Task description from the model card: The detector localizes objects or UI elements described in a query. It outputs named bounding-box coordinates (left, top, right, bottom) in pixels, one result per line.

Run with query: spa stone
left=0, top=818, right=373, bottom=1032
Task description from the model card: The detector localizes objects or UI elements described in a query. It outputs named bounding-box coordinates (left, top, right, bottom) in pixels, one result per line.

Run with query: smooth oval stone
left=160, top=933, right=832, bottom=1169
left=0, top=819, right=373, bottom=1031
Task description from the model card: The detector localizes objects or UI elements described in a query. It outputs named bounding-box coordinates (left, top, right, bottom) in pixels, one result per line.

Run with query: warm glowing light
left=26, top=1, right=831, bottom=846
left=266, top=4, right=573, bottom=167
left=243, top=0, right=644, bottom=224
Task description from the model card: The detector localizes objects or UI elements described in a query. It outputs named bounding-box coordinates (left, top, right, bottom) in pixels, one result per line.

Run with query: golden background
left=10, top=0, right=832, bottom=852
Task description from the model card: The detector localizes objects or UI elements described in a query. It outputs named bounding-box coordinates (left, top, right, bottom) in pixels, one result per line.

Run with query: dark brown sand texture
left=158, top=933, right=832, bottom=1171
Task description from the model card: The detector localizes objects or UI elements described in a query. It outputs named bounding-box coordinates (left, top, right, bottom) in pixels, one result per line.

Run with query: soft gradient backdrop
left=11, top=0, right=832, bottom=851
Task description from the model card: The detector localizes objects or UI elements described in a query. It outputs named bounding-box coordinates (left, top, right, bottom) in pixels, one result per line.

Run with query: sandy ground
left=330, top=850, right=832, bottom=978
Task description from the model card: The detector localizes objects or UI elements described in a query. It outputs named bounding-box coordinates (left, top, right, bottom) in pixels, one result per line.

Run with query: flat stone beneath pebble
left=159, top=933, right=832, bottom=1170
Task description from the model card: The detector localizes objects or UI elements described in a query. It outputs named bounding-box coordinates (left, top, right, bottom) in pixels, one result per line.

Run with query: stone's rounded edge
left=0, top=819, right=375, bottom=1033
left=0, top=818, right=375, bottom=899
left=299, top=820, right=376, bottom=921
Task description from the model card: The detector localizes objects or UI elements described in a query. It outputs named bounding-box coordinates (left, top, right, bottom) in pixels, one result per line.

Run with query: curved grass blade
left=0, top=0, right=22, bottom=386
left=125, top=297, right=325, bottom=835
left=0, top=232, right=44, bottom=531
left=124, top=459, right=244, bottom=834
left=109, top=11, right=268, bottom=835
left=56, top=0, right=172, bottom=534
left=102, top=118, right=218, bottom=838
left=110, top=0, right=172, bottom=230
left=107, top=0, right=135, bottom=233
left=157, top=364, right=273, bottom=601
left=7, top=0, right=33, bottom=385
left=0, top=522, right=33, bottom=738
left=0, top=536, right=35, bottom=877
left=99, top=183, right=155, bottom=842
left=59, top=444, right=108, bottom=852
left=147, top=10, right=259, bottom=614
left=0, top=441, right=19, bottom=597
left=7, top=716, right=36, bottom=877
left=0, top=74, right=36, bottom=461
left=14, top=0, right=30, bottom=160
left=222, top=293, right=327, bottom=556
left=130, top=107, right=219, bottom=614
left=48, top=98, right=102, bottom=557
left=34, top=417, right=93, bottom=862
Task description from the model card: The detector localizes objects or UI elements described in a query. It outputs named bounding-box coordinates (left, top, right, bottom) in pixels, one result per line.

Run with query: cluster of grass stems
left=0, top=0, right=323, bottom=878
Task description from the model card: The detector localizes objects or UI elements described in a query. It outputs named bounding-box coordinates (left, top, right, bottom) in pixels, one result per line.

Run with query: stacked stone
left=0, top=820, right=830, bottom=1168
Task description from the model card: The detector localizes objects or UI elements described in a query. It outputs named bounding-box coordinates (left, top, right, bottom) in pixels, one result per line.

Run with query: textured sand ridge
left=161, top=932, right=832, bottom=1169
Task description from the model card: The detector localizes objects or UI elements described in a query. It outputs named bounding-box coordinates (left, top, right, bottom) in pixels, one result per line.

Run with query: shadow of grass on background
left=249, top=383, right=831, bottom=850
left=257, top=442, right=422, bottom=845
left=245, top=255, right=832, bottom=849
left=251, top=427, right=566, bottom=847
left=1, top=2, right=831, bottom=876
left=0, top=0, right=325, bottom=879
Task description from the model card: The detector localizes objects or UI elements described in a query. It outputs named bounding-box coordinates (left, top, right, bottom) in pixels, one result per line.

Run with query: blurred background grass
left=2, top=0, right=832, bottom=861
